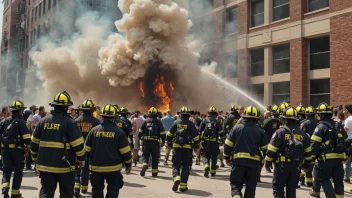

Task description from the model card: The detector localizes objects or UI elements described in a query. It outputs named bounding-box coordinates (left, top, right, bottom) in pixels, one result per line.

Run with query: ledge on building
left=304, top=7, right=330, bottom=16
left=270, top=17, right=290, bottom=25
left=249, top=23, right=269, bottom=31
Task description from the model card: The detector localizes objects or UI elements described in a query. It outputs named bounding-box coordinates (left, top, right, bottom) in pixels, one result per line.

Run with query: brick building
left=0, top=0, right=121, bottom=103
left=190, top=0, right=352, bottom=108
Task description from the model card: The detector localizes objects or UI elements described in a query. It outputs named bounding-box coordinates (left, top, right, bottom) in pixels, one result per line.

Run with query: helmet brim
left=317, top=111, right=333, bottom=114
left=79, top=108, right=94, bottom=111
left=242, top=115, right=259, bottom=119
left=50, top=102, right=73, bottom=107
left=100, top=114, right=117, bottom=117
left=180, top=113, right=190, bottom=115
left=280, top=116, right=298, bottom=120
left=11, top=107, right=26, bottom=111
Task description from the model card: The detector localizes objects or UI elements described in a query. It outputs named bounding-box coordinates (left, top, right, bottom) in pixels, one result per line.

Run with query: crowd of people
left=0, top=91, right=351, bottom=198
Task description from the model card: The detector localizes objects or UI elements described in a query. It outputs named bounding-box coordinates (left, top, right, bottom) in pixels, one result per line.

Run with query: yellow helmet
left=11, top=100, right=26, bottom=111
left=100, top=104, right=119, bottom=117
left=51, top=91, right=73, bottom=106
left=279, top=102, right=290, bottom=113
left=296, top=105, right=305, bottom=115
left=280, top=107, right=298, bottom=120
left=208, top=106, right=217, bottom=113
left=305, top=106, right=316, bottom=115
left=271, top=105, right=280, bottom=115
left=242, top=106, right=259, bottom=118
left=148, top=107, right=158, bottom=115
left=120, top=107, right=129, bottom=114
left=81, top=99, right=95, bottom=110
left=316, top=102, right=332, bottom=114
left=230, top=105, right=238, bottom=112
left=180, top=106, right=191, bottom=115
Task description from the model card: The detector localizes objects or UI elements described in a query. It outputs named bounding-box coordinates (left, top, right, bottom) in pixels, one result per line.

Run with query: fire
left=153, top=74, right=172, bottom=112
left=139, top=81, right=144, bottom=97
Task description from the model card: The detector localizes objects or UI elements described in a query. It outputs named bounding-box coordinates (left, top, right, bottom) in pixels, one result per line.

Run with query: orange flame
left=153, top=74, right=173, bottom=112
left=139, top=81, right=144, bottom=97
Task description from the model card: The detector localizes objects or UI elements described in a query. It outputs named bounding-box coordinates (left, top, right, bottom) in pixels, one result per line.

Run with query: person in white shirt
left=132, top=111, right=145, bottom=166
left=343, top=104, right=352, bottom=182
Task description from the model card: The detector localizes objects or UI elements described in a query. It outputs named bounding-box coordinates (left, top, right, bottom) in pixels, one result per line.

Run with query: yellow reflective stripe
left=268, top=144, right=278, bottom=152
left=345, top=138, right=349, bottom=142
left=336, top=195, right=344, bottom=198
left=11, top=189, right=20, bottom=195
left=173, top=176, right=181, bottom=182
left=152, top=169, right=158, bottom=173
left=210, top=169, right=216, bottom=173
left=179, top=182, right=187, bottom=189
left=31, top=136, right=40, bottom=144
left=306, top=178, right=313, bottom=182
left=160, top=131, right=166, bottom=135
left=260, top=144, right=268, bottom=150
left=75, top=149, right=85, bottom=157
left=225, top=139, right=234, bottom=147
left=81, top=186, right=88, bottom=190
left=311, top=135, right=322, bottom=143
left=85, top=146, right=91, bottom=152
left=193, top=135, right=200, bottom=142
left=90, top=164, right=122, bottom=172
left=167, top=131, right=174, bottom=137
left=2, top=144, right=23, bottom=149
left=39, top=141, right=70, bottom=149
left=173, top=143, right=192, bottom=149
left=2, top=182, right=9, bottom=188
left=70, top=137, right=84, bottom=147
left=22, top=134, right=31, bottom=139
left=305, top=146, right=312, bottom=153
left=275, top=156, right=291, bottom=163
left=142, top=137, right=159, bottom=141
left=233, top=195, right=241, bottom=198
left=323, top=153, right=345, bottom=159
left=233, top=152, right=260, bottom=161
left=36, top=164, right=74, bottom=173
left=74, top=183, right=81, bottom=188
left=218, top=130, right=224, bottom=134
left=119, top=145, right=131, bottom=154
left=32, top=157, right=37, bottom=161
left=124, top=158, right=132, bottom=164
left=204, top=164, right=209, bottom=169
left=30, top=150, right=37, bottom=154
left=304, top=156, right=312, bottom=161
left=265, top=156, right=273, bottom=162
left=139, top=129, right=143, bottom=133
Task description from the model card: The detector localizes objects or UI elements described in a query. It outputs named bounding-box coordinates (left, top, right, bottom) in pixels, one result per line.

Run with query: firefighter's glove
left=265, top=161, right=273, bottom=172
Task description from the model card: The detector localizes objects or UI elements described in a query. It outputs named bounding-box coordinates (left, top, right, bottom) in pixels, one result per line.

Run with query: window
left=308, top=0, right=329, bottom=12
left=310, top=79, right=330, bottom=107
left=272, top=82, right=290, bottom=105
left=250, top=84, right=264, bottom=104
left=273, top=0, right=290, bottom=21
left=250, top=48, right=264, bottom=76
left=37, top=25, right=40, bottom=39
left=189, top=0, right=213, bottom=16
left=225, top=7, right=238, bottom=34
left=32, top=9, right=34, bottom=23
left=251, top=0, right=264, bottom=27
left=310, top=36, right=330, bottom=70
left=48, top=0, right=51, bottom=10
left=221, top=52, right=238, bottom=78
left=273, top=44, right=290, bottom=74
left=53, top=0, right=56, bottom=6
left=34, top=6, right=37, bottom=21
left=43, top=0, right=46, bottom=14
left=89, top=0, right=93, bottom=8
left=39, top=3, right=42, bottom=17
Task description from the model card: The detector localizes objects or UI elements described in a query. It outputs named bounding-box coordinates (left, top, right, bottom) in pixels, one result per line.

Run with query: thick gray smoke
left=30, top=0, right=262, bottom=112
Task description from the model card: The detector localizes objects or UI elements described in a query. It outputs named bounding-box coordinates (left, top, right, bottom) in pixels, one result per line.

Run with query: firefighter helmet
left=271, top=105, right=280, bottom=115
left=242, top=106, right=259, bottom=118
left=305, top=106, right=316, bottom=115
left=148, top=107, right=158, bottom=115
left=50, top=91, right=73, bottom=106
left=100, top=104, right=119, bottom=117
left=180, top=106, right=191, bottom=115
left=120, top=107, right=129, bottom=114
left=81, top=99, right=95, bottom=110
left=230, top=105, right=238, bottom=112
left=316, top=102, right=332, bottom=114
left=208, top=106, right=217, bottom=113
left=279, top=102, right=290, bottom=113
left=280, top=107, right=298, bottom=120
left=296, top=105, right=305, bottom=115
left=11, top=100, right=26, bottom=111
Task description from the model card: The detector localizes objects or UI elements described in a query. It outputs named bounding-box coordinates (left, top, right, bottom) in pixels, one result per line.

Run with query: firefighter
left=310, top=103, right=347, bottom=198
left=120, top=107, right=133, bottom=146
left=217, top=110, right=225, bottom=168
left=299, top=106, right=319, bottom=188
left=265, top=107, right=312, bottom=198
left=263, top=105, right=282, bottom=143
left=138, top=107, right=166, bottom=177
left=30, top=91, right=86, bottom=198
left=74, top=99, right=101, bottom=197
left=224, top=106, right=268, bottom=198
left=85, top=104, right=132, bottom=198
left=224, top=105, right=241, bottom=136
left=199, top=106, right=224, bottom=177
left=166, top=107, right=200, bottom=192
left=1, top=101, right=31, bottom=198
left=296, top=105, right=306, bottom=124
left=279, top=102, right=290, bottom=115
left=113, top=105, right=133, bottom=144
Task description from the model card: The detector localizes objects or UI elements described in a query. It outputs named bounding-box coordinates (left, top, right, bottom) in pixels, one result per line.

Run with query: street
left=3, top=153, right=352, bottom=198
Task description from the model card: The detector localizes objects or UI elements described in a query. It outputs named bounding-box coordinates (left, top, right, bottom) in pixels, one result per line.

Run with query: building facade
left=0, top=0, right=121, bottom=103
left=190, top=0, right=352, bottom=107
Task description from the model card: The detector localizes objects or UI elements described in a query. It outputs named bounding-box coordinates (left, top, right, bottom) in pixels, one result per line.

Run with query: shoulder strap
left=319, top=121, right=334, bottom=129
